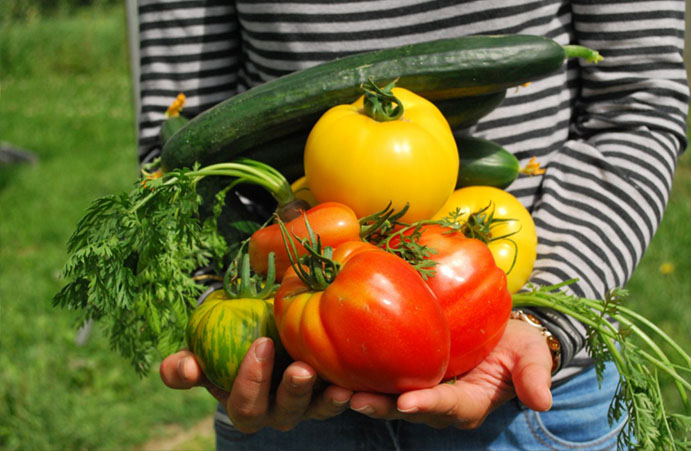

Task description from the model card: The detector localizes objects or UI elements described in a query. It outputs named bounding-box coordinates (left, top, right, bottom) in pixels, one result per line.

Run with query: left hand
left=159, top=338, right=353, bottom=433
left=348, top=319, right=554, bottom=429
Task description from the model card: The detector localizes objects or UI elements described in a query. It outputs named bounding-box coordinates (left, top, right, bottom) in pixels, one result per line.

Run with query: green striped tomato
left=185, top=289, right=284, bottom=391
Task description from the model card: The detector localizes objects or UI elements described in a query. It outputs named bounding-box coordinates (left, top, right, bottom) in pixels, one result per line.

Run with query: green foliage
left=53, top=170, right=230, bottom=375
left=0, top=7, right=129, bottom=77
left=0, top=0, right=120, bottom=23
left=0, top=6, right=215, bottom=450
left=625, top=150, right=691, bottom=415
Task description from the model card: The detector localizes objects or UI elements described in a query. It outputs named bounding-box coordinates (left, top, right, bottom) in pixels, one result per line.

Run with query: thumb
left=160, top=350, right=203, bottom=389
left=510, top=330, right=554, bottom=412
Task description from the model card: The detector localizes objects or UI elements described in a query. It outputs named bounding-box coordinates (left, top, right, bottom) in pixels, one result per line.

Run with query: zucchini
left=456, top=136, right=520, bottom=189
left=239, top=91, right=508, bottom=183
left=162, top=35, right=601, bottom=170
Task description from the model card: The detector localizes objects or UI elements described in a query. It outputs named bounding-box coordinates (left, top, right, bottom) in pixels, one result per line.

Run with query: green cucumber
left=160, top=115, right=189, bottom=144
left=456, top=136, right=520, bottom=189
left=159, top=93, right=190, bottom=145
left=239, top=91, right=508, bottom=183
left=162, top=35, right=601, bottom=170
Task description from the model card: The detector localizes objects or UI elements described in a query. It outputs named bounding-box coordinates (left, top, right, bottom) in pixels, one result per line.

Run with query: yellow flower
left=659, top=262, right=675, bottom=275
left=165, top=93, right=186, bottom=117
left=520, top=157, right=546, bottom=176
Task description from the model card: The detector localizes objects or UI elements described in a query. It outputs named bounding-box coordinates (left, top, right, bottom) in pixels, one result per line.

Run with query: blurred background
left=1, top=1, right=689, bottom=450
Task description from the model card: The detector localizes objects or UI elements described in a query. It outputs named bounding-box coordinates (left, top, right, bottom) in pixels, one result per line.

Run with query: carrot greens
left=52, top=159, right=294, bottom=375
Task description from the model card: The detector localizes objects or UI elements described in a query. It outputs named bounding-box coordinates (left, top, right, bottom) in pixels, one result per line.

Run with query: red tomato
left=274, top=241, right=450, bottom=393
left=248, top=202, right=361, bottom=279
left=391, top=224, right=512, bottom=379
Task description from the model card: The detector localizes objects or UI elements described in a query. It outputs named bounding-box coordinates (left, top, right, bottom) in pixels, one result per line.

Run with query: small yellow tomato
left=304, top=86, right=459, bottom=221
left=432, top=186, right=537, bottom=293
left=290, top=176, right=318, bottom=208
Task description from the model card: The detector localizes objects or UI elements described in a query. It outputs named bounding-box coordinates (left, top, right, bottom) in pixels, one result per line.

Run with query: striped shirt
left=135, top=0, right=688, bottom=381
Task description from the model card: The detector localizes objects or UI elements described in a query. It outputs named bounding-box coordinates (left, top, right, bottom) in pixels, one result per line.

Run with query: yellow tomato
left=290, top=176, right=318, bottom=208
left=432, top=186, right=537, bottom=293
left=304, top=87, right=458, bottom=222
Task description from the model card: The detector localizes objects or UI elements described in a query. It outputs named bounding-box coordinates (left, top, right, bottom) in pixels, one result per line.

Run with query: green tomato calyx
left=277, top=214, right=341, bottom=291
left=362, top=78, right=404, bottom=122
left=224, top=253, right=276, bottom=300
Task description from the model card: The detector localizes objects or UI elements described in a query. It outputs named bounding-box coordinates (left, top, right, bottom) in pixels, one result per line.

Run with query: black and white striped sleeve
left=527, top=1, right=688, bottom=376
left=137, top=0, right=242, bottom=164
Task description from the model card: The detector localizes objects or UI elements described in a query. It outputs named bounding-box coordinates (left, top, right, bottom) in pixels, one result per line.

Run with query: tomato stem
left=358, top=202, right=410, bottom=241
left=562, top=45, right=603, bottom=64
left=439, top=203, right=521, bottom=275
left=277, top=215, right=340, bottom=291
left=378, top=219, right=440, bottom=280
left=362, top=78, right=404, bottom=122
left=223, top=253, right=276, bottom=300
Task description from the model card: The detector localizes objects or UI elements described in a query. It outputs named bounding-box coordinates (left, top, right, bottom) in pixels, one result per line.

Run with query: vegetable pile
left=53, top=35, right=690, bottom=449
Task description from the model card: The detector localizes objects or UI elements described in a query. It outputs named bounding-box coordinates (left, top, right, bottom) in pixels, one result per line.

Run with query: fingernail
left=332, top=398, right=350, bottom=407
left=351, top=405, right=374, bottom=415
left=397, top=406, right=419, bottom=414
left=290, top=373, right=315, bottom=389
left=254, top=338, right=272, bottom=362
left=178, top=357, right=191, bottom=380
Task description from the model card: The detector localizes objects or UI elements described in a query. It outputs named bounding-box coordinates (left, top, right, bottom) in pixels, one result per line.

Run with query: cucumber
left=239, top=91, right=508, bottom=183
left=159, top=93, right=189, bottom=145
left=456, top=136, right=520, bottom=189
left=162, top=35, right=600, bottom=170
left=160, top=115, right=189, bottom=144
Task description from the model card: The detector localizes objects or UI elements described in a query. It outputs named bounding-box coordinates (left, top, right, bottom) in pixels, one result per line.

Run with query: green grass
left=0, top=7, right=215, bottom=451
left=624, top=150, right=691, bottom=412
left=0, top=5, right=689, bottom=450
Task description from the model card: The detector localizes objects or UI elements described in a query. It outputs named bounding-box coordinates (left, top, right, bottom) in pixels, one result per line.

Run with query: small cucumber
left=160, top=115, right=189, bottom=144
left=162, top=35, right=600, bottom=170
left=456, top=136, right=520, bottom=189
left=159, top=93, right=189, bottom=144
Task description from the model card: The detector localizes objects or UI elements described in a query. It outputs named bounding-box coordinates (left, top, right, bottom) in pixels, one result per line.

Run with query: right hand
left=159, top=337, right=353, bottom=433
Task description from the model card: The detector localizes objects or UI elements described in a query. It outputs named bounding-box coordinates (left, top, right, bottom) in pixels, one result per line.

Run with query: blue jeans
left=215, top=362, right=625, bottom=450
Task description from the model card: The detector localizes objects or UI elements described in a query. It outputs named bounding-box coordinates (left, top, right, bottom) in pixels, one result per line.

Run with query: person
left=133, top=1, right=688, bottom=449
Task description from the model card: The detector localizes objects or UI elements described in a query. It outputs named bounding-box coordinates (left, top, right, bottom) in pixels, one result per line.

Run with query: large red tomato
left=273, top=241, right=450, bottom=393
left=391, top=224, right=512, bottom=379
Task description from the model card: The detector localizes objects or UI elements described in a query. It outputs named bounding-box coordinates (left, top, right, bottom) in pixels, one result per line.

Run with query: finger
left=349, top=392, right=400, bottom=420
left=396, top=383, right=490, bottom=429
left=160, top=350, right=202, bottom=389
left=226, top=337, right=275, bottom=433
left=269, top=362, right=318, bottom=430
left=305, top=384, right=353, bottom=421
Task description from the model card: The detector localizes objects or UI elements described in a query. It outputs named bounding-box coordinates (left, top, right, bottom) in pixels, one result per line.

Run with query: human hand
left=347, top=319, right=554, bottom=429
left=159, top=337, right=353, bottom=433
